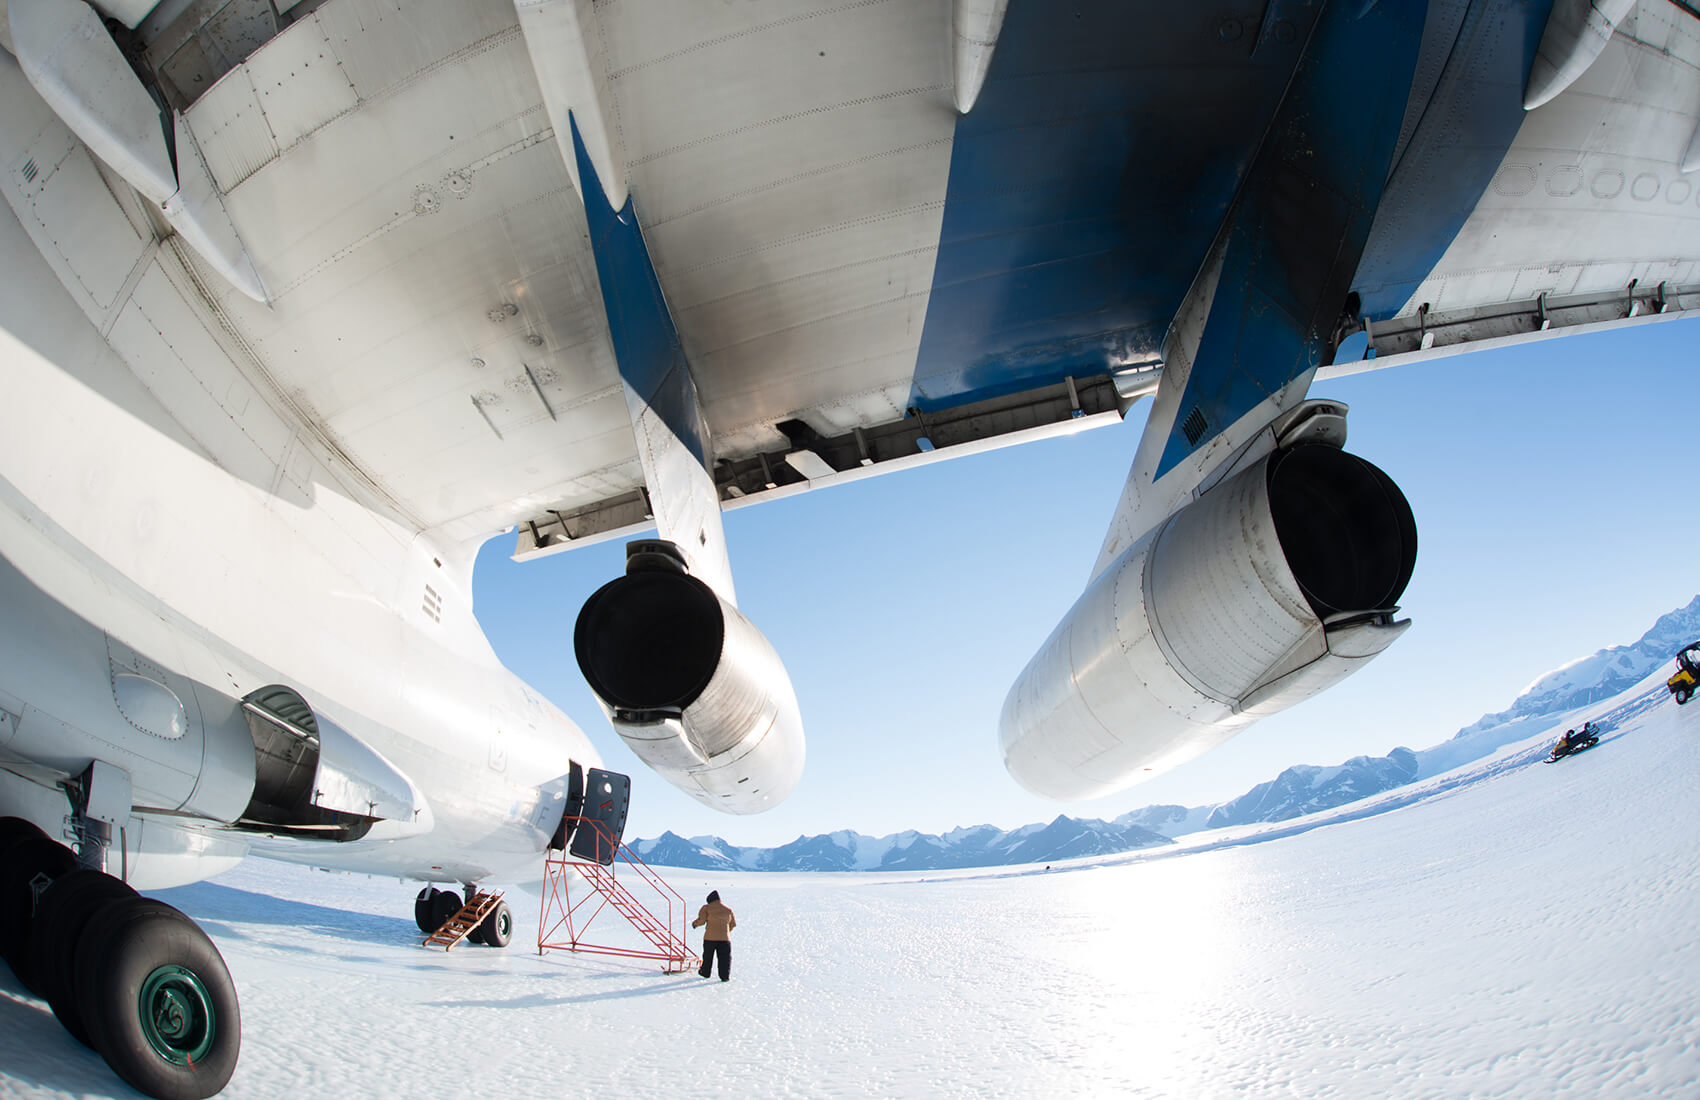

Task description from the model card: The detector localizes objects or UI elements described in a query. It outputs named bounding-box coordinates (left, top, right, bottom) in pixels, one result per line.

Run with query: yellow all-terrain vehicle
left=1669, top=641, right=1700, bottom=706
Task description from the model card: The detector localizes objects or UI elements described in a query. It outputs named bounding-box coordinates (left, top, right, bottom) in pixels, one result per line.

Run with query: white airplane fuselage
left=0, top=157, right=595, bottom=888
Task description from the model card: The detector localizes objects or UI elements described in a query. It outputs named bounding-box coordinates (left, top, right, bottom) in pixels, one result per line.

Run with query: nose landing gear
left=415, top=884, right=513, bottom=948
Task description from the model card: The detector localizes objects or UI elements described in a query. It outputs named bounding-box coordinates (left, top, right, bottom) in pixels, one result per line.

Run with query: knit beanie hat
left=707, top=890, right=720, bottom=903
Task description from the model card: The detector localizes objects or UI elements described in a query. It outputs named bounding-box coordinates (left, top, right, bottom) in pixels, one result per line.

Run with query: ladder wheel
left=478, top=900, right=514, bottom=948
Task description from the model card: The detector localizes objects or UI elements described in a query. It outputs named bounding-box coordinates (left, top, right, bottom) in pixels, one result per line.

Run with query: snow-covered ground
left=3, top=679, right=1697, bottom=1099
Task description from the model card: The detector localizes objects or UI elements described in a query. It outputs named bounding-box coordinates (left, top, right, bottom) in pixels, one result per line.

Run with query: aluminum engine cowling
left=1000, top=443, right=1417, bottom=801
left=573, top=543, right=804, bottom=814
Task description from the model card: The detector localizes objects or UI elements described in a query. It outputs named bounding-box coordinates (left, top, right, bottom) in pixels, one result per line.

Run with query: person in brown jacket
left=692, top=890, right=735, bottom=981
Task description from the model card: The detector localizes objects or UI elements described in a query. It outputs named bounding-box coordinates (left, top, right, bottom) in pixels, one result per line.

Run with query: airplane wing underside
left=3, top=0, right=1697, bottom=565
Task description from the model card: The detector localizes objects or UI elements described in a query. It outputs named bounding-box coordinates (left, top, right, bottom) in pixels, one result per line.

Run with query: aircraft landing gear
left=35, top=868, right=137, bottom=1044
left=470, top=896, right=513, bottom=947
left=0, top=819, right=240, bottom=1100
left=74, top=897, right=240, bottom=1099
left=413, top=885, right=512, bottom=947
left=414, top=885, right=437, bottom=932
left=0, top=823, right=79, bottom=993
left=415, top=885, right=463, bottom=934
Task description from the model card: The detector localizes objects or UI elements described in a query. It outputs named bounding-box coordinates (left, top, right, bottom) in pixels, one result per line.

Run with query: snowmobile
left=1548, top=722, right=1600, bottom=762
left=1668, top=642, right=1699, bottom=706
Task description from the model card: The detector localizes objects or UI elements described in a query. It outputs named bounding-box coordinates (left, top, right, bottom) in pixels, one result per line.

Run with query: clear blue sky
left=472, top=316, right=1700, bottom=847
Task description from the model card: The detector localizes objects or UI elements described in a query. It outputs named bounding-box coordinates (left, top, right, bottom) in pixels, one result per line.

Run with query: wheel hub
left=138, top=964, right=216, bottom=1065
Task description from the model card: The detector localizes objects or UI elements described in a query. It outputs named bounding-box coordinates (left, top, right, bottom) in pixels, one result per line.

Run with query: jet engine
left=574, top=541, right=804, bottom=814
left=1001, top=442, right=1417, bottom=801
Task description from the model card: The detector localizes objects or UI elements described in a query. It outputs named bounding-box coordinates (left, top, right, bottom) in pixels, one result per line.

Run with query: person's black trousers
left=699, top=939, right=730, bottom=980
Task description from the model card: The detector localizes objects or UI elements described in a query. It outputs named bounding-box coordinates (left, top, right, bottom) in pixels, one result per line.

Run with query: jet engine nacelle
left=574, top=541, right=804, bottom=814
left=1001, top=443, right=1418, bottom=801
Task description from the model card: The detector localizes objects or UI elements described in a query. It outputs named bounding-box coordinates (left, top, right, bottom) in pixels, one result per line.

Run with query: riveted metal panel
left=147, top=0, right=280, bottom=111
left=111, top=673, right=188, bottom=740
left=184, top=69, right=278, bottom=192
left=314, top=0, right=522, bottom=101
left=1379, top=8, right=1700, bottom=321
left=312, top=712, right=417, bottom=821
left=108, top=262, right=292, bottom=487
left=1147, top=461, right=1316, bottom=702
left=605, top=0, right=954, bottom=444
left=22, top=141, right=146, bottom=309
left=1509, top=263, right=1584, bottom=300
left=1628, top=1, right=1700, bottom=70
left=1066, top=559, right=1154, bottom=755
left=244, top=13, right=359, bottom=153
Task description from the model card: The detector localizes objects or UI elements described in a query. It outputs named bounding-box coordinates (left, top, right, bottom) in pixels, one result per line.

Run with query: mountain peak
left=635, top=597, right=1697, bottom=875
left=1455, top=593, right=1700, bottom=741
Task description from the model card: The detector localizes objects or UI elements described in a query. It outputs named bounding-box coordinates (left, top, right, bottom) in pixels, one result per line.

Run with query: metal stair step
left=537, top=818, right=703, bottom=973
left=421, top=890, right=505, bottom=951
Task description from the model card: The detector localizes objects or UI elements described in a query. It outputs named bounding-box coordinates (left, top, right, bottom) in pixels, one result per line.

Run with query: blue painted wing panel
left=910, top=0, right=1325, bottom=411
left=571, top=115, right=710, bottom=467
left=1153, top=1, right=1429, bottom=476
left=1352, top=0, right=1555, bottom=321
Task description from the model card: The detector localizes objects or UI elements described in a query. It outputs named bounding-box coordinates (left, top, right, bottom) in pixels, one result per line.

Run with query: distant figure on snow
left=693, top=890, right=736, bottom=981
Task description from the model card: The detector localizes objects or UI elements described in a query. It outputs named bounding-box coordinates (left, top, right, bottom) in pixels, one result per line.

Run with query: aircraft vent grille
left=1182, top=406, right=1209, bottom=446
left=21, top=159, right=38, bottom=184
left=421, top=584, right=442, bottom=623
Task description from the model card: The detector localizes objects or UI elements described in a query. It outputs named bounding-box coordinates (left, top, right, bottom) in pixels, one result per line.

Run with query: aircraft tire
left=0, top=816, right=50, bottom=949
left=0, top=815, right=45, bottom=853
left=414, top=887, right=436, bottom=933
left=76, top=897, right=240, bottom=1100
left=478, top=900, right=514, bottom=948
left=428, top=888, right=462, bottom=932
left=0, top=832, right=80, bottom=994
left=34, top=869, right=139, bottom=1047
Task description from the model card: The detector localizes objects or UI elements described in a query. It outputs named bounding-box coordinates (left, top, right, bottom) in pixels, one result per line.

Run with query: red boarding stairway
left=538, top=816, right=699, bottom=973
left=423, top=890, right=504, bottom=951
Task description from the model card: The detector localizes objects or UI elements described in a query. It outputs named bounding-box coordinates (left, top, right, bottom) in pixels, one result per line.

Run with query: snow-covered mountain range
left=632, top=594, right=1700, bottom=872
left=1465, top=596, right=1700, bottom=724
left=635, top=816, right=1173, bottom=873
left=1202, top=747, right=1419, bottom=829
